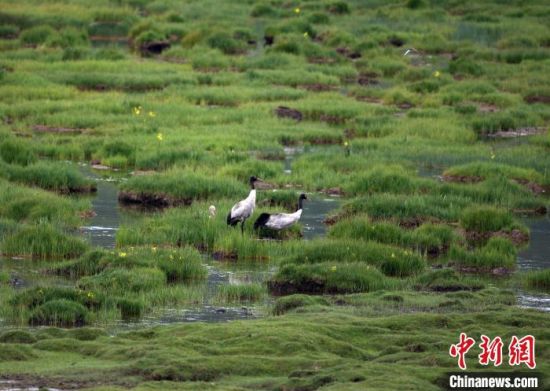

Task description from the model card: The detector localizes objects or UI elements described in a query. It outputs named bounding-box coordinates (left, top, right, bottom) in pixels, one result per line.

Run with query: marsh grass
left=29, top=299, right=89, bottom=327
left=269, top=262, right=393, bottom=295
left=450, top=237, right=517, bottom=271
left=0, top=179, right=90, bottom=227
left=0, top=160, right=96, bottom=193
left=216, top=283, right=266, bottom=302
left=280, top=239, right=426, bottom=277
left=119, top=169, right=245, bottom=205
left=521, top=269, right=550, bottom=293
left=459, top=206, right=514, bottom=233
left=329, top=216, right=457, bottom=256
left=2, top=222, right=88, bottom=259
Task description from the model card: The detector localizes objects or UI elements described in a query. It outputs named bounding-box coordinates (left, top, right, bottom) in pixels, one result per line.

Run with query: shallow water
left=0, top=380, right=64, bottom=391
left=516, top=214, right=550, bottom=312
left=517, top=215, right=550, bottom=270
left=302, top=197, right=340, bottom=240
left=78, top=165, right=133, bottom=249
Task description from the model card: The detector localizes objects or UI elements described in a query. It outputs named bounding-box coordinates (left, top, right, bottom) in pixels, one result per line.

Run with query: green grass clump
left=284, top=239, right=426, bottom=277
left=0, top=330, right=37, bottom=344
left=0, top=161, right=96, bottom=193
left=0, top=344, right=36, bottom=361
left=216, top=283, right=265, bottom=302
left=155, top=247, right=207, bottom=282
left=2, top=222, right=88, bottom=259
left=10, top=286, right=103, bottom=311
left=0, top=138, right=36, bottom=165
left=342, top=193, right=467, bottom=223
left=345, top=165, right=428, bottom=195
left=414, top=269, right=485, bottom=292
left=0, top=183, right=89, bottom=227
left=522, top=269, right=550, bottom=293
left=119, top=169, right=244, bottom=205
left=444, top=162, right=545, bottom=184
left=77, top=267, right=166, bottom=294
left=459, top=206, right=513, bottom=233
left=30, top=299, right=89, bottom=327
left=272, top=294, right=329, bottom=315
left=270, top=262, right=391, bottom=295
left=450, top=237, right=517, bottom=271
left=117, top=298, right=144, bottom=320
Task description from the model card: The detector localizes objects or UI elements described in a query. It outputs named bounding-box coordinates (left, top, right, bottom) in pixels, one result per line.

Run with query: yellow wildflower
left=303, top=31, right=309, bottom=38
left=133, top=106, right=141, bottom=115
left=433, top=70, right=441, bottom=78
left=148, top=111, right=156, bottom=117
left=156, top=132, right=164, bottom=141
left=87, top=292, right=95, bottom=299
left=331, top=266, right=337, bottom=271
left=294, top=7, right=300, bottom=14
left=152, top=246, right=157, bottom=252
left=344, top=141, right=349, bottom=147
left=119, top=252, right=127, bottom=257
left=391, top=253, right=395, bottom=258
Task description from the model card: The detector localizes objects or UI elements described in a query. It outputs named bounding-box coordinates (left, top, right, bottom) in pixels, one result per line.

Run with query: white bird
left=208, top=205, right=216, bottom=218
left=254, top=193, right=307, bottom=231
left=403, top=47, right=419, bottom=56
left=227, top=176, right=259, bottom=234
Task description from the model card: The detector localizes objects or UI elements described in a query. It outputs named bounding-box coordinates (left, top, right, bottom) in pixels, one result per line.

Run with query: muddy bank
left=275, top=106, right=302, bottom=121
left=267, top=280, right=326, bottom=296
left=118, top=190, right=191, bottom=208
left=485, top=127, right=546, bottom=138
left=442, top=174, right=483, bottom=183
left=443, top=175, right=549, bottom=198
left=32, top=124, right=86, bottom=134
left=463, top=228, right=529, bottom=246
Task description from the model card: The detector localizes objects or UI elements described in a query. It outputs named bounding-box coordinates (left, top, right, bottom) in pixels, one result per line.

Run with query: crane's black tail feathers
left=253, top=213, right=271, bottom=230
left=227, top=212, right=240, bottom=226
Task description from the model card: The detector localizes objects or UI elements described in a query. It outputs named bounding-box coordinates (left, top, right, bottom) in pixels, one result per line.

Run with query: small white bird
left=208, top=205, right=216, bottom=218
left=403, top=47, right=419, bottom=56
left=254, top=193, right=307, bottom=231
left=227, top=176, right=259, bottom=234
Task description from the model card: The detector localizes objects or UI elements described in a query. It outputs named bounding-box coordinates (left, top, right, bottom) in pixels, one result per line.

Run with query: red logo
left=509, top=335, right=536, bottom=369
left=450, top=334, right=536, bottom=370
left=478, top=335, right=503, bottom=366
left=449, top=333, right=476, bottom=370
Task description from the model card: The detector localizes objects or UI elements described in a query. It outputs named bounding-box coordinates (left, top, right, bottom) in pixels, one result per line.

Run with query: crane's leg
left=240, top=220, right=245, bottom=235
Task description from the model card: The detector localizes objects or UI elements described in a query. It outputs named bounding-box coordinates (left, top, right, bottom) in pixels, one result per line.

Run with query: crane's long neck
left=248, top=189, right=256, bottom=203
left=297, top=197, right=304, bottom=211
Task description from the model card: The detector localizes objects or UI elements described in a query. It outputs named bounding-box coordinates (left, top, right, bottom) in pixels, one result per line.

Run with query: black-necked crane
left=227, top=176, right=259, bottom=234
left=253, top=193, right=307, bottom=231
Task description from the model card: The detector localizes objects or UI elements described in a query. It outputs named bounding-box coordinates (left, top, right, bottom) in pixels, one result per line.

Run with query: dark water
left=517, top=214, right=550, bottom=312
left=302, top=197, right=340, bottom=239
left=78, top=165, right=128, bottom=249
left=517, top=215, right=550, bottom=270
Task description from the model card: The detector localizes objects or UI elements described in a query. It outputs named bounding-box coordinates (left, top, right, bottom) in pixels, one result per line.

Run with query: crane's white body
left=262, top=209, right=302, bottom=229
left=229, top=189, right=256, bottom=222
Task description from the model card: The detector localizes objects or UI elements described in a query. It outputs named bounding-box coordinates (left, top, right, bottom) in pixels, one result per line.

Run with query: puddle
left=0, top=380, right=63, bottom=391
left=302, top=197, right=340, bottom=240
left=417, top=164, right=446, bottom=179
left=77, top=165, right=136, bottom=249
left=517, top=215, right=550, bottom=270
left=517, top=291, right=550, bottom=313
left=516, top=214, right=550, bottom=311
left=283, top=146, right=303, bottom=174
